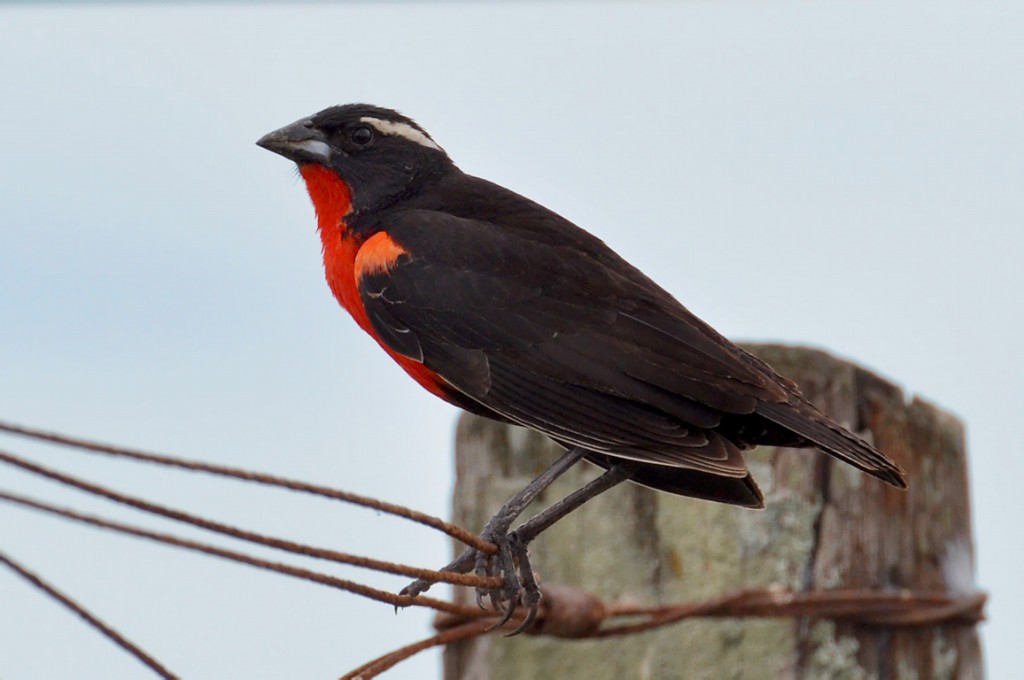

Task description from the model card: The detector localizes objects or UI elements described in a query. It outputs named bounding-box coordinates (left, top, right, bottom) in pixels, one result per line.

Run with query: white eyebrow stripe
left=360, top=117, right=442, bottom=151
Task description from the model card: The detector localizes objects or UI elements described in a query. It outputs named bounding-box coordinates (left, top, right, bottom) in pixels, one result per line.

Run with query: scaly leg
left=501, top=463, right=634, bottom=633
left=401, top=449, right=635, bottom=635
left=400, top=447, right=587, bottom=603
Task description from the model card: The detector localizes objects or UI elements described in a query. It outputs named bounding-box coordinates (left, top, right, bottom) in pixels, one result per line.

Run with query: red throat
left=299, top=164, right=353, bottom=234
left=299, top=164, right=364, bottom=326
left=297, top=164, right=451, bottom=401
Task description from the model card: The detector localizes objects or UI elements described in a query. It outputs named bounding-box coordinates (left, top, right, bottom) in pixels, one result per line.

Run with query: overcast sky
left=1, top=2, right=1021, bottom=678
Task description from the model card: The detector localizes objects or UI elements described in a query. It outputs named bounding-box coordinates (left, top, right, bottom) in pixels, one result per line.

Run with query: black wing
left=358, top=203, right=905, bottom=505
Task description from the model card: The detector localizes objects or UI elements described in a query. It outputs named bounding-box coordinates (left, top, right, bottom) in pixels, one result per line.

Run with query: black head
left=257, top=103, right=454, bottom=214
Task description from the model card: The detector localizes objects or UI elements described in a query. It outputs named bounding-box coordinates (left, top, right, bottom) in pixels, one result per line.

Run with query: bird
left=256, top=103, right=907, bottom=631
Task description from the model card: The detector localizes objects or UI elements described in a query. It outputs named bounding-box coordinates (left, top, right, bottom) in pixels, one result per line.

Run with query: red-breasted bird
left=257, top=104, right=907, bottom=630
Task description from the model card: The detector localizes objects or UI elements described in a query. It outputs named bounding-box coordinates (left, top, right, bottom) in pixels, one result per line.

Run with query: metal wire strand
left=339, top=620, right=495, bottom=680
left=0, top=551, right=179, bottom=680
left=371, top=585, right=987, bottom=677
left=0, top=420, right=988, bottom=680
left=0, top=420, right=494, bottom=554
left=0, top=449, right=501, bottom=591
left=0, top=490, right=485, bottom=620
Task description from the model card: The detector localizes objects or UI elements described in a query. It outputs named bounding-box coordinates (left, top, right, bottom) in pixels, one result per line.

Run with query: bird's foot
left=401, top=461, right=633, bottom=633
left=399, top=548, right=475, bottom=600
left=473, top=528, right=541, bottom=635
left=399, top=528, right=541, bottom=636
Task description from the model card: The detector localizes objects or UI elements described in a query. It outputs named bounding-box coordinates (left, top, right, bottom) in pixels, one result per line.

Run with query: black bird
left=257, top=104, right=907, bottom=631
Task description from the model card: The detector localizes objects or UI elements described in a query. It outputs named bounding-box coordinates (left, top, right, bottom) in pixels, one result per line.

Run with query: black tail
left=755, top=400, right=908, bottom=488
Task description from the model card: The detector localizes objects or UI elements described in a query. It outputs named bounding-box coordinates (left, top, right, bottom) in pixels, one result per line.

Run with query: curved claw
left=398, top=515, right=548, bottom=633
left=398, top=547, right=479, bottom=610
left=497, top=541, right=521, bottom=603
left=502, top=532, right=541, bottom=635
left=484, top=532, right=522, bottom=613
left=505, top=602, right=538, bottom=637
left=399, top=578, right=431, bottom=600
left=473, top=551, right=492, bottom=609
left=486, top=597, right=520, bottom=632
left=478, top=538, right=522, bottom=630
left=474, top=550, right=505, bottom=610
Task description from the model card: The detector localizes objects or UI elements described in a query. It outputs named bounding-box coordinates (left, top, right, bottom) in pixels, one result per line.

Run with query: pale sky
left=1, top=2, right=1021, bottom=678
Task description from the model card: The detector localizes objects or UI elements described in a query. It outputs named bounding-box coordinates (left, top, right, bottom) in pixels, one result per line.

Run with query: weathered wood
left=444, top=344, right=982, bottom=680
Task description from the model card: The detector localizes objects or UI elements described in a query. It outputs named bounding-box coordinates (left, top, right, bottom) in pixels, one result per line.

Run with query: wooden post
left=444, top=345, right=983, bottom=680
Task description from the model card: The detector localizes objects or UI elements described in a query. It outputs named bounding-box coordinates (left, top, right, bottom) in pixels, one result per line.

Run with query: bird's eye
left=350, top=125, right=374, bottom=146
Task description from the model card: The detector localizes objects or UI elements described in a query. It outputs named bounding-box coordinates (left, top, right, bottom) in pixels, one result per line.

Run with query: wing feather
left=356, top=204, right=905, bottom=498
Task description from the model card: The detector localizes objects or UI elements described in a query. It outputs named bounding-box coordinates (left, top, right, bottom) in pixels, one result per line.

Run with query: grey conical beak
left=257, top=117, right=332, bottom=164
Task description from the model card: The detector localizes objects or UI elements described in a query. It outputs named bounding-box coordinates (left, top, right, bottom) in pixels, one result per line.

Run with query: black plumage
left=354, top=173, right=906, bottom=508
left=259, top=103, right=908, bottom=623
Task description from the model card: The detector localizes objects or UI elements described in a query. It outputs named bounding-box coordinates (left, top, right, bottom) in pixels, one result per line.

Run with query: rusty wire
left=0, top=490, right=484, bottom=619
left=0, top=551, right=179, bottom=680
left=0, top=419, right=494, bottom=555
left=0, top=420, right=988, bottom=680
left=592, top=586, right=988, bottom=634
left=0, top=448, right=500, bottom=590
left=339, top=620, right=495, bottom=680
left=345, top=582, right=987, bottom=680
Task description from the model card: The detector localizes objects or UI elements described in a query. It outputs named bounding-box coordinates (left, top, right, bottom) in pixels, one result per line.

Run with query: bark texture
left=444, top=345, right=982, bottom=680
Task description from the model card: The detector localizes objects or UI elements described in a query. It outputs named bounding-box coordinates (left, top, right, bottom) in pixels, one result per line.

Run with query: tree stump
left=444, top=345, right=983, bottom=680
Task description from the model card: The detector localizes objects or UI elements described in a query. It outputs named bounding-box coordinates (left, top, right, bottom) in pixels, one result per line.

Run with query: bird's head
left=257, top=103, right=453, bottom=216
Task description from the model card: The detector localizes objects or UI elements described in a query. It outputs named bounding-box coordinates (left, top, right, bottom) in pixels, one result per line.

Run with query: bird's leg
left=400, top=447, right=587, bottom=601
left=500, top=463, right=634, bottom=634
left=513, top=462, right=635, bottom=544
left=401, top=452, right=634, bottom=634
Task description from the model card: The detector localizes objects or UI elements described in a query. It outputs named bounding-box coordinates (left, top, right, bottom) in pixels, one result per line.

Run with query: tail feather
left=585, top=453, right=765, bottom=509
left=755, top=400, right=907, bottom=488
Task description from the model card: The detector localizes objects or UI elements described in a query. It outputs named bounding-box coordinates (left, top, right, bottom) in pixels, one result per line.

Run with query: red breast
left=299, top=164, right=451, bottom=401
